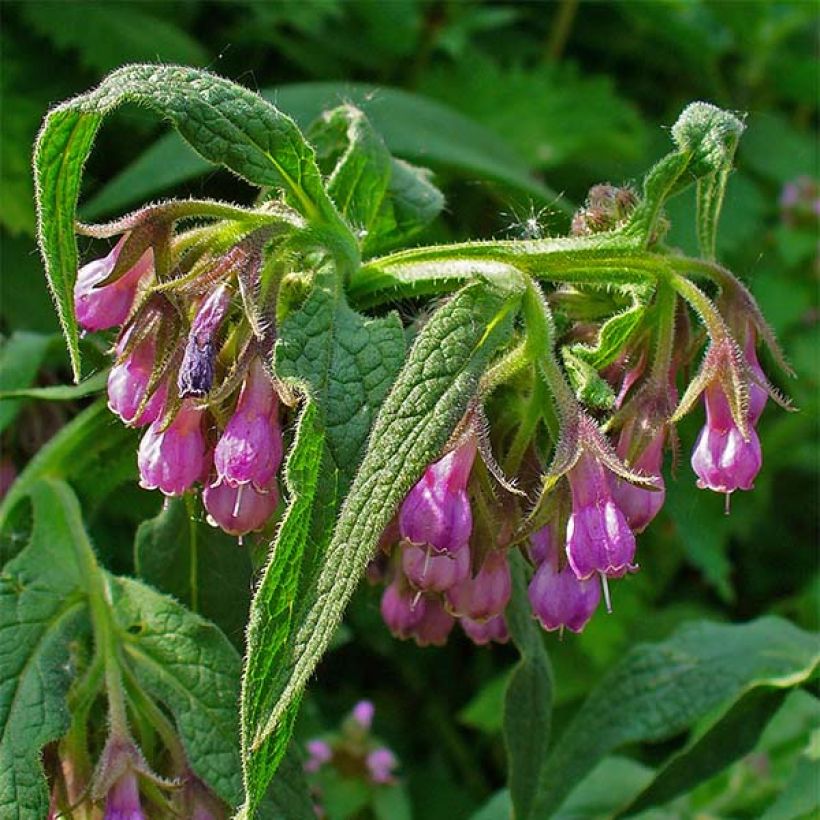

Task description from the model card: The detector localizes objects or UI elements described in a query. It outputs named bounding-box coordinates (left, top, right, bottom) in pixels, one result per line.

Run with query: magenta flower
left=74, top=238, right=152, bottom=332
left=202, top=479, right=279, bottom=537
left=691, top=381, right=762, bottom=495
left=178, top=284, right=232, bottom=398
left=610, top=423, right=666, bottom=533
left=528, top=525, right=601, bottom=633
left=399, top=439, right=476, bottom=555
left=461, top=614, right=509, bottom=645
left=107, top=333, right=167, bottom=427
left=566, top=453, right=636, bottom=581
left=380, top=580, right=427, bottom=639
left=744, top=330, right=768, bottom=425
left=446, top=549, right=511, bottom=621
left=366, top=747, right=397, bottom=784
left=351, top=700, right=375, bottom=731
left=103, top=769, right=144, bottom=820
left=138, top=401, right=209, bottom=496
left=409, top=595, right=454, bottom=647
left=304, top=739, right=333, bottom=774
left=213, top=359, right=283, bottom=490
left=401, top=541, right=470, bottom=593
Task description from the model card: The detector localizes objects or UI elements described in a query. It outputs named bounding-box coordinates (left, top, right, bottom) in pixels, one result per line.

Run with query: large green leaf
left=34, top=64, right=340, bottom=378
left=0, top=481, right=87, bottom=819
left=0, top=331, right=56, bottom=433
left=503, top=551, right=553, bottom=820
left=240, top=279, right=520, bottom=814
left=532, top=617, right=820, bottom=817
left=80, top=83, right=563, bottom=222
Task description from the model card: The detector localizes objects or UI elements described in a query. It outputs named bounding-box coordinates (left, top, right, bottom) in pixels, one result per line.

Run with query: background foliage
left=1, top=1, right=817, bottom=818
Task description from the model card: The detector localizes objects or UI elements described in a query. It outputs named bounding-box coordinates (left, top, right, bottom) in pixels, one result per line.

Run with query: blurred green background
left=1, top=2, right=817, bottom=818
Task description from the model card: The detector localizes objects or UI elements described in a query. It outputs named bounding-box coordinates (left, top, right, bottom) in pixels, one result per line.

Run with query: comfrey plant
left=5, top=64, right=801, bottom=819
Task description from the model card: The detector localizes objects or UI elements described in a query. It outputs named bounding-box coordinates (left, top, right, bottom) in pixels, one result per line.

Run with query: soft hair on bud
left=671, top=102, right=745, bottom=174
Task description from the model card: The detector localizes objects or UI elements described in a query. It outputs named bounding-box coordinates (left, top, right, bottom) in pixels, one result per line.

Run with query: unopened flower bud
left=214, top=359, right=283, bottom=490
left=446, top=549, right=511, bottom=621
left=178, top=284, right=231, bottom=399
left=74, top=238, right=152, bottom=332
left=108, top=333, right=167, bottom=427
left=203, top=479, right=279, bottom=537
left=366, top=748, right=397, bottom=784
left=138, top=401, right=209, bottom=496
left=461, top=614, right=509, bottom=645
left=399, top=439, right=476, bottom=555
left=566, top=453, right=636, bottom=580
left=401, top=541, right=470, bottom=593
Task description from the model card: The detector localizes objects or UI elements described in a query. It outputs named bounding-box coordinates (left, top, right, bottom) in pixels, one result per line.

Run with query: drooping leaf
left=240, top=280, right=520, bottom=814
left=532, top=617, right=820, bottom=817
left=80, top=83, right=563, bottom=222
left=34, top=63, right=343, bottom=378
left=0, top=370, right=108, bottom=403
left=0, top=480, right=87, bottom=819
left=0, top=331, right=56, bottom=433
left=503, top=551, right=553, bottom=820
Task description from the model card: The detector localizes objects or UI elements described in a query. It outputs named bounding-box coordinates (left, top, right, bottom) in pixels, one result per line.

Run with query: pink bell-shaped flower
left=107, top=333, right=166, bottom=427
left=213, top=359, right=283, bottom=490
left=203, top=479, right=279, bottom=537
left=399, top=439, right=476, bottom=555
left=409, top=595, right=454, bottom=647
left=401, top=541, right=471, bottom=593
left=566, top=453, right=636, bottom=581
left=380, top=580, right=427, bottom=639
left=691, top=381, right=762, bottom=495
left=461, top=614, right=509, bottom=645
left=104, top=769, right=145, bottom=820
left=74, top=237, right=152, bottom=332
left=138, top=401, right=209, bottom=496
left=528, top=525, right=601, bottom=633
left=445, top=549, right=511, bottom=621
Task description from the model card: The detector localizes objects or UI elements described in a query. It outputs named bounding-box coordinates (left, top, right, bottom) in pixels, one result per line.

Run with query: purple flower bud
left=203, top=479, right=279, bottom=537
left=380, top=580, right=427, bottom=639
left=104, top=769, right=144, bottom=820
left=351, top=700, right=375, bottom=731
left=691, top=383, right=762, bottom=495
left=75, top=238, right=152, bottom=332
left=399, top=439, right=476, bottom=555
left=401, top=541, right=470, bottom=593
left=445, top=550, right=511, bottom=621
left=304, top=739, right=333, bottom=774
left=108, top=333, right=167, bottom=427
left=528, top=548, right=601, bottom=634
left=610, top=425, right=666, bottom=533
left=138, top=401, right=209, bottom=496
left=461, top=614, right=509, bottom=645
left=409, top=595, right=454, bottom=647
left=178, top=285, right=232, bottom=398
left=366, top=747, right=397, bottom=784
left=213, top=359, right=283, bottom=490
left=566, top=453, right=636, bottom=580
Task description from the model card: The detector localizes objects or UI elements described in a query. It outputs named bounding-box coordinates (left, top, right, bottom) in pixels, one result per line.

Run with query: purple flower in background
left=445, top=549, right=511, bottom=621
left=74, top=237, right=152, bottom=332
left=304, top=739, right=333, bottom=774
left=566, top=453, right=636, bottom=581
left=401, top=541, right=471, bottom=593
left=202, top=478, right=279, bottom=537
left=138, top=401, right=209, bottom=496
left=104, top=769, right=144, bottom=820
left=366, top=748, right=397, bottom=784
left=351, top=700, right=375, bottom=731
left=399, top=439, right=476, bottom=555
left=178, top=284, right=232, bottom=398
left=461, top=614, right=509, bottom=645
left=214, top=359, right=283, bottom=490
left=107, top=332, right=167, bottom=427
left=528, top=525, right=600, bottom=633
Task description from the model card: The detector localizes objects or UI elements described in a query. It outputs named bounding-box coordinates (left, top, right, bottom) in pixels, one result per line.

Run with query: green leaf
left=0, top=332, right=56, bottom=433
left=503, top=551, right=553, bottom=820
left=532, top=617, right=820, bottom=817
left=34, top=64, right=341, bottom=378
left=458, top=669, right=512, bottom=734
left=561, top=348, right=616, bottom=410
left=80, top=82, right=564, bottom=222
left=134, top=497, right=254, bottom=646
left=761, top=749, right=820, bottom=820
left=240, top=280, right=520, bottom=814
left=0, top=480, right=87, bottom=818
left=0, top=370, right=107, bottom=403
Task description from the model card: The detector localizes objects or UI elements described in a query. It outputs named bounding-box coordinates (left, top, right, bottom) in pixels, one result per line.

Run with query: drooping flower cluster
left=304, top=700, right=402, bottom=817
left=74, top=219, right=285, bottom=541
